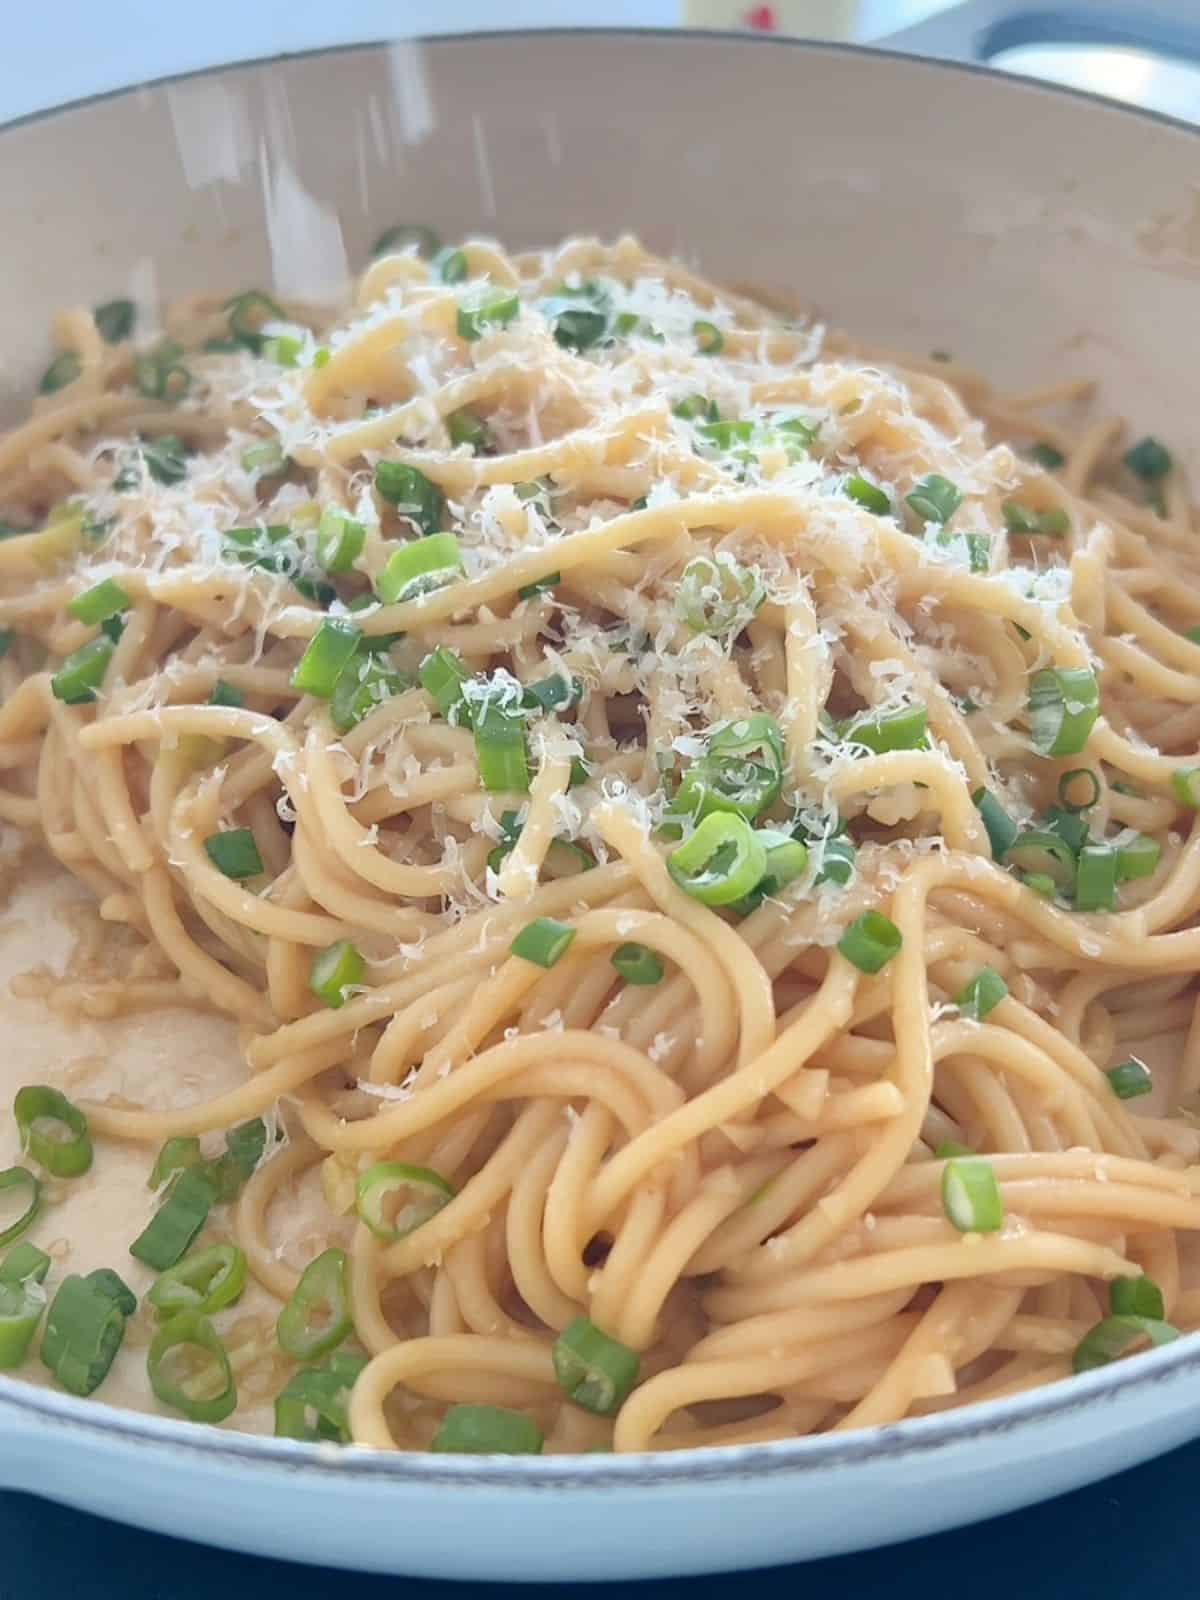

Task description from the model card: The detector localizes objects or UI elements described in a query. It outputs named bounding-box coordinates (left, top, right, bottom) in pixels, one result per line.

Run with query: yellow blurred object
left=683, top=0, right=864, bottom=40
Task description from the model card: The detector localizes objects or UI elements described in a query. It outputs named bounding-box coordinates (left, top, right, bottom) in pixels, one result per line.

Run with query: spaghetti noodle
left=2, top=232, right=1200, bottom=1453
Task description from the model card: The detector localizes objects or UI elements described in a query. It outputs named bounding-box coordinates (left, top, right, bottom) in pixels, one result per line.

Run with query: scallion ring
left=276, top=1248, right=352, bottom=1361
left=13, top=1085, right=92, bottom=1179
left=147, top=1311, right=237, bottom=1423
left=355, top=1163, right=455, bottom=1243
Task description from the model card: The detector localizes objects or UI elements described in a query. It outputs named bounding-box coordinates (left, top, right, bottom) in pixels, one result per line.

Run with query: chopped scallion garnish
left=147, top=1310, right=237, bottom=1423
left=290, top=619, right=362, bottom=697
left=611, top=943, right=664, bottom=986
left=309, top=940, right=366, bottom=1009
left=375, top=532, right=463, bottom=605
left=40, top=1274, right=127, bottom=1395
left=954, top=967, right=1007, bottom=1021
left=94, top=299, right=135, bottom=343
left=1074, top=842, right=1118, bottom=912
left=13, top=1086, right=92, bottom=1178
left=941, top=1157, right=1003, bottom=1233
left=431, top=1404, right=544, bottom=1454
left=1027, top=667, right=1099, bottom=758
left=203, top=828, right=263, bottom=881
left=457, top=290, right=520, bottom=342
left=356, top=1162, right=455, bottom=1242
left=50, top=634, right=115, bottom=704
left=67, top=579, right=129, bottom=627
left=667, top=813, right=768, bottom=908
left=905, top=473, right=961, bottom=525
left=0, top=1167, right=41, bottom=1248
left=1124, top=436, right=1172, bottom=482
left=276, top=1248, right=352, bottom=1361
left=553, top=1317, right=640, bottom=1414
left=373, top=462, right=445, bottom=535
left=511, top=917, right=576, bottom=968
left=1105, top=1057, right=1152, bottom=1100
left=838, top=910, right=902, bottom=975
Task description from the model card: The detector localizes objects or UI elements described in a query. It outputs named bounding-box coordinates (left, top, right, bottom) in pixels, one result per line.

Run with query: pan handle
left=879, top=0, right=1200, bottom=66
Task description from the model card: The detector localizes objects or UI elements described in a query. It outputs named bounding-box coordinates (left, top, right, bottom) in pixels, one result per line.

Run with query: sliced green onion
left=431, top=1404, right=543, bottom=1455
left=668, top=813, right=767, bottom=907
left=972, top=787, right=1019, bottom=860
left=1006, top=830, right=1078, bottom=892
left=147, top=1310, right=237, bottom=1423
left=934, top=1141, right=973, bottom=1160
left=844, top=474, right=891, bottom=515
left=375, top=532, right=463, bottom=605
left=240, top=439, right=285, bottom=475
left=356, top=1162, right=455, bottom=1242
left=1021, top=871, right=1058, bottom=899
left=1106, top=1057, right=1152, bottom=1100
left=309, top=940, right=366, bottom=1009
left=372, top=224, right=441, bottom=259
left=1110, top=1275, right=1165, bottom=1320
left=141, top=435, right=188, bottom=485
left=1043, top=806, right=1089, bottom=855
left=419, top=646, right=471, bottom=722
left=147, top=1244, right=247, bottom=1320
left=693, top=320, right=723, bottom=355
left=941, top=1157, right=1003, bottom=1233
left=94, top=299, right=135, bottom=343
left=1072, top=1313, right=1178, bottom=1374
left=14, top=1086, right=92, bottom=1179
left=838, top=910, right=902, bottom=975
left=474, top=700, right=529, bottom=792
left=1124, top=436, right=1172, bottom=482
left=204, top=828, right=263, bottom=881
left=954, top=967, right=1007, bottom=1021
left=40, top=352, right=81, bottom=394
left=204, top=1118, right=269, bottom=1205
left=673, top=394, right=714, bottom=421
left=0, top=1168, right=41, bottom=1248
left=511, top=917, right=576, bottom=968
left=0, top=630, right=12, bottom=659
left=40, top=1274, right=126, bottom=1395
left=67, top=579, right=130, bottom=627
left=544, top=282, right=610, bottom=352
left=330, top=652, right=407, bottom=733
left=209, top=675, right=244, bottom=707
left=0, top=1244, right=49, bottom=1291
left=130, top=1166, right=215, bottom=1271
left=1057, top=768, right=1100, bottom=811
left=262, top=334, right=303, bottom=368
left=446, top=408, right=492, bottom=453
left=1031, top=442, right=1065, bottom=470
left=314, top=508, right=365, bottom=574
left=842, top=705, right=928, bottom=754
left=50, top=634, right=115, bottom=704
left=676, top=554, right=764, bottom=635
left=133, top=342, right=191, bottom=402
left=85, top=1269, right=137, bottom=1317
left=1074, top=842, right=1118, bottom=912
left=290, top=619, right=362, bottom=697
left=276, top=1248, right=351, bottom=1361
left=0, top=1273, right=47, bottom=1374
left=1115, top=833, right=1160, bottom=883
left=569, top=755, right=591, bottom=789
left=1171, top=768, right=1200, bottom=810
left=816, top=835, right=856, bottom=887
left=553, top=1317, right=640, bottom=1415
left=1027, top=668, right=1099, bottom=758
left=673, top=715, right=785, bottom=824
left=906, top=474, right=961, bottom=524
left=611, top=943, right=664, bottom=985
left=434, top=247, right=468, bottom=284
left=522, top=673, right=581, bottom=714
left=148, top=1135, right=202, bottom=1191
left=373, top=462, right=445, bottom=535
left=518, top=573, right=560, bottom=601
left=1002, top=501, right=1069, bottom=537
left=274, top=1351, right=366, bottom=1443
left=457, top=290, right=520, bottom=342
left=224, top=289, right=286, bottom=353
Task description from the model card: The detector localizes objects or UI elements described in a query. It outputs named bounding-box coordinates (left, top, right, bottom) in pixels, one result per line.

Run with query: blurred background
left=2, top=0, right=1198, bottom=125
